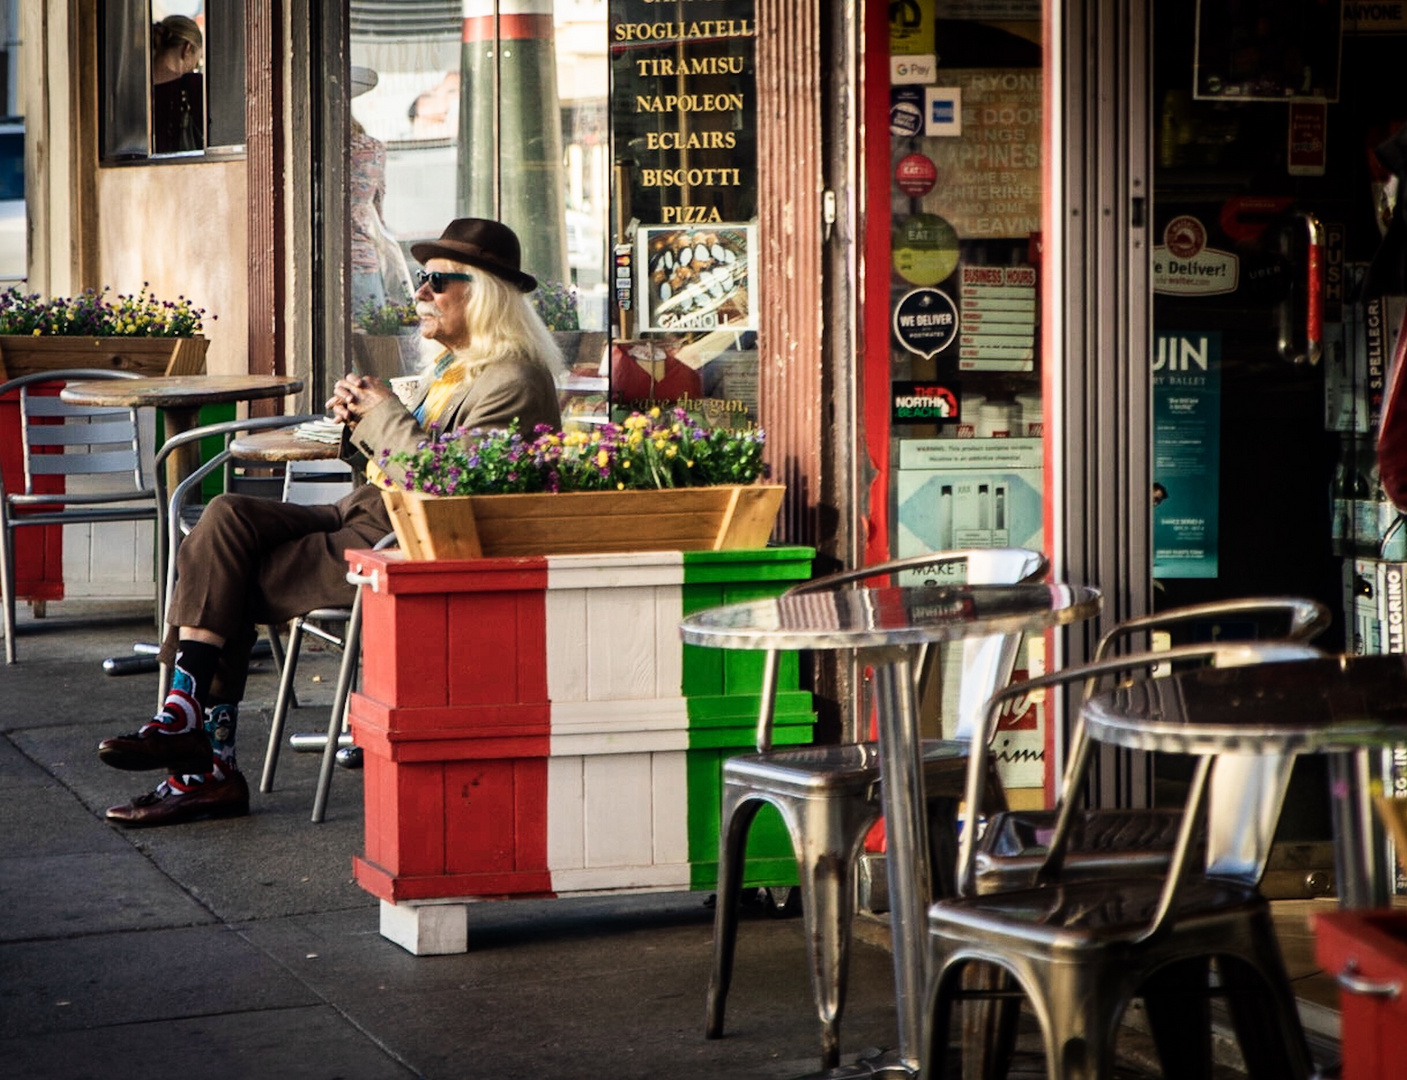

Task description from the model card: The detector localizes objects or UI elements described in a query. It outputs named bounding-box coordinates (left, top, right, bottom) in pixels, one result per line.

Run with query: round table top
left=60, top=374, right=303, bottom=409
left=230, top=426, right=343, bottom=462
left=679, top=582, right=1102, bottom=651
left=1084, top=652, right=1407, bottom=755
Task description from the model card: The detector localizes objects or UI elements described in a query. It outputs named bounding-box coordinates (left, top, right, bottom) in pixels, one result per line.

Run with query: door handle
left=1337, top=959, right=1402, bottom=999
left=1277, top=210, right=1323, bottom=365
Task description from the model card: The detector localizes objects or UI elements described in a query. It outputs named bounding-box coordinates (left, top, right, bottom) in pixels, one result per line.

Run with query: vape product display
left=894, top=437, right=1043, bottom=573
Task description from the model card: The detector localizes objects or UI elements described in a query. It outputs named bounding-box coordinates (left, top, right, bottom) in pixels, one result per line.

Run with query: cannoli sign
left=893, top=287, right=959, bottom=359
left=1153, top=215, right=1239, bottom=296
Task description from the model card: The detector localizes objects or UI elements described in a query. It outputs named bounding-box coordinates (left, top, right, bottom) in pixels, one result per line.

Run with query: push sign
left=891, top=380, right=959, bottom=425
left=892, top=287, right=959, bottom=358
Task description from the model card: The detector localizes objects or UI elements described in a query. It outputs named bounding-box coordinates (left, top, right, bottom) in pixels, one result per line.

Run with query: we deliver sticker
left=1153, top=215, right=1239, bottom=296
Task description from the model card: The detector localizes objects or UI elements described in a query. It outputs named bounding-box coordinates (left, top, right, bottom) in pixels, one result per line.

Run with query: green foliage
left=353, top=298, right=419, bottom=336
left=532, top=280, right=580, bottom=332
left=0, top=285, right=212, bottom=337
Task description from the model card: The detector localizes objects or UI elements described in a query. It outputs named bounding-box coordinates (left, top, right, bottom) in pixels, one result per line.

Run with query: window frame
left=97, top=0, right=247, bottom=164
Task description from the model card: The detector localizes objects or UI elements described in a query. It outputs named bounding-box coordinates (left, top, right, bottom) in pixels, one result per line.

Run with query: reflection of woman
left=351, top=66, right=414, bottom=313
left=151, top=15, right=204, bottom=154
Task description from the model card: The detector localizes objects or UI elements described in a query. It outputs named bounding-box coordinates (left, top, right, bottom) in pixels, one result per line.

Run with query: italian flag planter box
left=346, top=545, right=815, bottom=954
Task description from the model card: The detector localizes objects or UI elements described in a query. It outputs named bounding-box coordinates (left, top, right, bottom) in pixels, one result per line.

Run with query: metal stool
left=706, top=548, right=1046, bottom=1071
left=925, top=643, right=1322, bottom=1080
left=971, top=597, right=1331, bottom=896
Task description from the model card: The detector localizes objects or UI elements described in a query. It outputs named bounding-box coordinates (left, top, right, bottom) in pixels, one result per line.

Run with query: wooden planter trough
left=381, top=483, right=786, bottom=559
left=0, top=334, right=209, bottom=380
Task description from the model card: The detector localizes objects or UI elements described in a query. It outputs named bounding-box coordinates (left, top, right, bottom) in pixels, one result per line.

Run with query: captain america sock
left=140, top=640, right=221, bottom=737
left=205, top=701, right=238, bottom=772
left=173, top=701, right=240, bottom=787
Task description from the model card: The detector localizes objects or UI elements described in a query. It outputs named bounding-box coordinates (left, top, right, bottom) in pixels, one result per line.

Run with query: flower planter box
left=350, top=332, right=419, bottom=380
left=345, top=545, right=816, bottom=955
left=0, top=334, right=208, bottom=380
left=381, top=483, right=786, bottom=560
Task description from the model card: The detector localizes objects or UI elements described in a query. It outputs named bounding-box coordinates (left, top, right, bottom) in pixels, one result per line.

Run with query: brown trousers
left=158, top=483, right=391, bottom=702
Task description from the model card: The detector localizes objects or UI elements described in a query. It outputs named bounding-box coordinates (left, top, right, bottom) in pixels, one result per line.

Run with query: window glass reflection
left=348, top=0, right=610, bottom=384
left=151, top=3, right=205, bottom=154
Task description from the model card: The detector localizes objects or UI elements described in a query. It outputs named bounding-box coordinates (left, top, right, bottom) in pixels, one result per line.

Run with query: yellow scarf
left=365, top=351, right=466, bottom=486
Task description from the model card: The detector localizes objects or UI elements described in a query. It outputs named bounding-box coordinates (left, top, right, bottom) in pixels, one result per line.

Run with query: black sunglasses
left=416, top=270, right=474, bottom=293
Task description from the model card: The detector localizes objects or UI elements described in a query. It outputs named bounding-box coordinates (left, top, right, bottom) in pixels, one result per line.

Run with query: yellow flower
left=648, top=407, right=661, bottom=419
left=595, top=449, right=609, bottom=468
left=665, top=446, right=677, bottom=458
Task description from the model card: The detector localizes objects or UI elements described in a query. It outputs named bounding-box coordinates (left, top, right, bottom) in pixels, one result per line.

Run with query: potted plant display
left=377, top=407, right=784, bottom=559
left=0, top=285, right=212, bottom=380
left=350, top=298, right=421, bottom=380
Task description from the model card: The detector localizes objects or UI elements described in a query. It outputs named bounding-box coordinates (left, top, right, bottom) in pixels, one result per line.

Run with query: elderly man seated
left=97, top=218, right=563, bottom=827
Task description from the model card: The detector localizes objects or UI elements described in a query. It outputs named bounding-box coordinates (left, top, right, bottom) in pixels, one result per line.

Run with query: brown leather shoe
left=106, top=771, right=250, bottom=828
left=98, top=728, right=213, bottom=774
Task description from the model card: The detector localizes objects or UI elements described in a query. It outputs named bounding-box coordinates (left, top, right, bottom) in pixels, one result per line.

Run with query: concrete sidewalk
left=0, top=601, right=908, bottom=1080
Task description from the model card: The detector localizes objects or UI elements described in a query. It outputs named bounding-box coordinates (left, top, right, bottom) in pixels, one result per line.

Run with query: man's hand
left=327, top=373, right=393, bottom=428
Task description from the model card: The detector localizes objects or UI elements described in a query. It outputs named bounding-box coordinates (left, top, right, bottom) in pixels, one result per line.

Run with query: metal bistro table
left=680, top=581, right=1102, bottom=1077
left=1083, top=652, right=1407, bottom=911
left=61, top=374, right=305, bottom=490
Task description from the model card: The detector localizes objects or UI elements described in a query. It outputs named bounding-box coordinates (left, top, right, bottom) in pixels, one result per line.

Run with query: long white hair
left=420, top=261, right=563, bottom=380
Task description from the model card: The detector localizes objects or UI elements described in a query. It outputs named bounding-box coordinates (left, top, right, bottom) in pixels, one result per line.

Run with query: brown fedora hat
left=410, top=218, right=537, bottom=292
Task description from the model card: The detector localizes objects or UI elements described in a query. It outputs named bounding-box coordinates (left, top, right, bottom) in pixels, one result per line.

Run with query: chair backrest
left=281, top=457, right=354, bottom=506
left=751, top=548, right=1047, bottom=750
left=153, top=413, right=327, bottom=623
left=0, top=369, right=149, bottom=498
left=955, top=640, right=1326, bottom=900
left=1086, top=597, right=1331, bottom=882
left=1093, top=596, right=1331, bottom=661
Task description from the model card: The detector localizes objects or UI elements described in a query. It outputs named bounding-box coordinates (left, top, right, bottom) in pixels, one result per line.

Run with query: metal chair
left=154, top=414, right=387, bottom=821
left=926, top=642, right=1324, bottom=1080
left=705, top=547, right=1047, bottom=1070
left=971, top=597, right=1331, bottom=896
left=152, top=412, right=325, bottom=639
left=1, top=369, right=156, bottom=663
left=261, top=530, right=396, bottom=824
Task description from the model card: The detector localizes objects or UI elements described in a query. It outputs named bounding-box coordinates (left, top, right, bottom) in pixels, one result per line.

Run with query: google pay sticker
left=893, top=213, right=959, bottom=286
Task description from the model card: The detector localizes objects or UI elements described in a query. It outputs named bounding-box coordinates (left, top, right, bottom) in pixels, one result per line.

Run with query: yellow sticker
left=893, top=213, right=959, bottom=286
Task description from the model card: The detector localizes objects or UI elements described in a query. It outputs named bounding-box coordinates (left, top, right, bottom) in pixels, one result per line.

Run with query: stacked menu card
left=957, top=265, right=1037, bottom=372
left=294, top=417, right=344, bottom=444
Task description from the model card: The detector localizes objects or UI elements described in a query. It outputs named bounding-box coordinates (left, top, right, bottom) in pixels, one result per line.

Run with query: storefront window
left=347, top=0, right=612, bottom=392
left=343, top=2, right=760, bottom=430
left=98, top=0, right=245, bottom=161
left=605, top=0, right=759, bottom=429
left=877, top=3, right=1047, bottom=788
